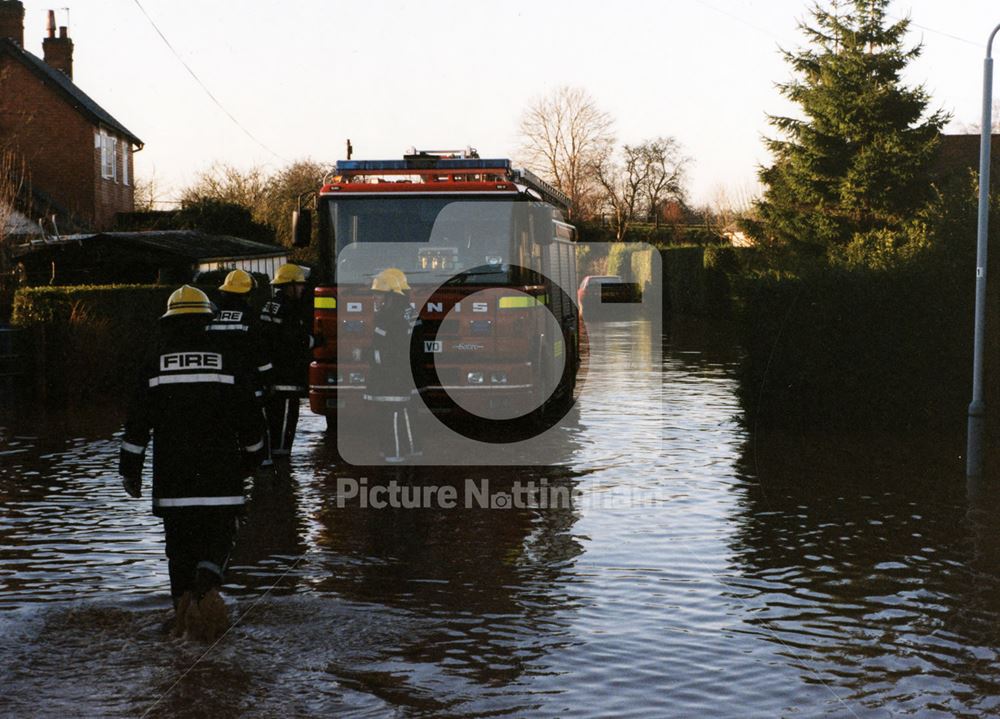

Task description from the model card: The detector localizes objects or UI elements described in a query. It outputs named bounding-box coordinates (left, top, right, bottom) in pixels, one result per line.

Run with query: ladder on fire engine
left=511, top=168, right=572, bottom=213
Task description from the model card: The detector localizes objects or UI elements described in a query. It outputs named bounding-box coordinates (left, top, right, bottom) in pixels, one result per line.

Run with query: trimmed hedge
left=659, top=245, right=763, bottom=318
left=577, top=241, right=753, bottom=318
left=577, top=221, right=721, bottom=246
left=12, top=284, right=207, bottom=404
left=735, top=256, right=974, bottom=433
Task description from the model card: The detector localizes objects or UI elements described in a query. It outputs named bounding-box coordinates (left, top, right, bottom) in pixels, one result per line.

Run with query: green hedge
left=576, top=222, right=721, bottom=246
left=658, top=245, right=761, bottom=317
left=576, top=241, right=750, bottom=317
left=735, top=256, right=974, bottom=433
left=13, top=284, right=200, bottom=404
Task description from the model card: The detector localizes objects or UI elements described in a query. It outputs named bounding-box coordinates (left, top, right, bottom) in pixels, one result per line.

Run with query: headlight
left=467, top=371, right=484, bottom=385
left=349, top=372, right=365, bottom=384
left=490, top=372, right=508, bottom=384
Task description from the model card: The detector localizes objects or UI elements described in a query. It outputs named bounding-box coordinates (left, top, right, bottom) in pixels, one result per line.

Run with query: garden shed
left=11, top=230, right=288, bottom=286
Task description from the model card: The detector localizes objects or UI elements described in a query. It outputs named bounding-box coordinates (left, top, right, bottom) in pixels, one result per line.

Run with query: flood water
left=1, top=318, right=998, bottom=717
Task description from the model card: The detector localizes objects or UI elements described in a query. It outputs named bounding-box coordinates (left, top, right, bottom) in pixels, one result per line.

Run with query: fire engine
left=293, top=148, right=581, bottom=437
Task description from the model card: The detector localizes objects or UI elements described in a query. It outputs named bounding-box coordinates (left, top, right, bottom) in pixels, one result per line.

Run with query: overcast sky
left=15, top=0, right=1000, bottom=207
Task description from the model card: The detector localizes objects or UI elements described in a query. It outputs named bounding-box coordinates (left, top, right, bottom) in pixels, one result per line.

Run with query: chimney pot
left=42, top=12, right=73, bottom=80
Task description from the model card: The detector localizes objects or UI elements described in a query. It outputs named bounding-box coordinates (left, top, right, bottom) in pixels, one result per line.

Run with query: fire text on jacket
left=160, top=352, right=223, bottom=371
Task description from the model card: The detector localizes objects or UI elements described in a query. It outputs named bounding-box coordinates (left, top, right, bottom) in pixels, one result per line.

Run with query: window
left=100, top=131, right=118, bottom=181
left=122, top=143, right=129, bottom=186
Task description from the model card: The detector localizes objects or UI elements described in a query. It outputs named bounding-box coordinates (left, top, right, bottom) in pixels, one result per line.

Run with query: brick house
left=0, top=1, right=142, bottom=231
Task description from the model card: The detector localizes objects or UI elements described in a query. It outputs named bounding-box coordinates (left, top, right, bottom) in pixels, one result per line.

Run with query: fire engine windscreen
left=332, top=199, right=549, bottom=287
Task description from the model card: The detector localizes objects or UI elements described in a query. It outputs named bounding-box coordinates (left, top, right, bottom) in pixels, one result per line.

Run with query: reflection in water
left=2, top=318, right=1000, bottom=716
left=307, top=462, right=584, bottom=710
left=731, top=421, right=1000, bottom=715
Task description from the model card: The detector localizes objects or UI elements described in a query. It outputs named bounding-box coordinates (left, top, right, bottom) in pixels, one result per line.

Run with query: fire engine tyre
left=535, top=341, right=564, bottom=427
left=413, top=266, right=587, bottom=445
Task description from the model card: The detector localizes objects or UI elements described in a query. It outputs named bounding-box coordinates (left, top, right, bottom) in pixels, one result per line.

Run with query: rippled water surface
left=1, top=319, right=996, bottom=718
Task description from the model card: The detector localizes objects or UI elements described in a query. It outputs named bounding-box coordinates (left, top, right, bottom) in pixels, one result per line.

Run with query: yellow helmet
left=219, top=269, right=255, bottom=294
left=371, top=267, right=410, bottom=295
left=162, top=285, right=213, bottom=318
left=271, top=263, right=307, bottom=286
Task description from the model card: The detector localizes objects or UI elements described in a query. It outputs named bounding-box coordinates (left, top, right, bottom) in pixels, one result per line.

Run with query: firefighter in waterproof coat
left=208, top=269, right=274, bottom=469
left=118, top=285, right=264, bottom=641
left=364, top=268, right=420, bottom=462
left=259, top=263, right=318, bottom=458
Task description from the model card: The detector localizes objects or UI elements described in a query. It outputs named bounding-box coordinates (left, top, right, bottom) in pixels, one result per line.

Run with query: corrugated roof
left=0, top=38, right=142, bottom=147
left=15, top=230, right=287, bottom=260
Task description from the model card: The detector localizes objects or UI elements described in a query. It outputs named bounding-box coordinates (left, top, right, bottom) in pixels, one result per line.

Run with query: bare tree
left=592, top=137, right=689, bottom=241
left=518, top=86, right=614, bottom=220
left=708, top=180, right=761, bottom=231
left=0, top=148, right=28, bottom=238
left=179, top=162, right=271, bottom=210
left=257, top=159, right=329, bottom=247
left=177, top=159, right=330, bottom=249
left=0, top=147, right=30, bottom=311
left=638, top=137, right=687, bottom=226
left=132, top=169, right=165, bottom=212
left=591, top=143, right=650, bottom=242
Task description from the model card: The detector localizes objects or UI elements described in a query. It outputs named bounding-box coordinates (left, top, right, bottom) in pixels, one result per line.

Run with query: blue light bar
left=336, top=158, right=512, bottom=172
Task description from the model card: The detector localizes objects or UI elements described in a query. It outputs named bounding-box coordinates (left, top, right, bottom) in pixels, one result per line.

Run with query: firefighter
left=208, top=269, right=270, bottom=383
left=208, top=269, right=274, bottom=471
left=118, top=285, right=263, bottom=641
left=259, top=263, right=317, bottom=459
left=364, top=267, right=420, bottom=462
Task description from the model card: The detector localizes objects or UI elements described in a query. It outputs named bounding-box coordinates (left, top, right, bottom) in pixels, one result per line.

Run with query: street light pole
left=966, top=22, right=1000, bottom=478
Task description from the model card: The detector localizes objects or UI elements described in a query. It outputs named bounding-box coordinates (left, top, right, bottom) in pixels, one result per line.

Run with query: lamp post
left=966, top=22, right=1000, bottom=478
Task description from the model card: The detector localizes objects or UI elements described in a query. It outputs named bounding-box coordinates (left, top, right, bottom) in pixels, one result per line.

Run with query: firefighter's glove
left=121, top=475, right=141, bottom=498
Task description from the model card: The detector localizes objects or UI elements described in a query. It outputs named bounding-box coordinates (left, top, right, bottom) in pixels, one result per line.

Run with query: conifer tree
left=747, top=0, right=948, bottom=253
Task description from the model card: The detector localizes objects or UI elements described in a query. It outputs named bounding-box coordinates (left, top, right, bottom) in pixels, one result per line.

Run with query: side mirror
left=532, top=206, right=553, bottom=246
left=292, top=208, right=312, bottom=248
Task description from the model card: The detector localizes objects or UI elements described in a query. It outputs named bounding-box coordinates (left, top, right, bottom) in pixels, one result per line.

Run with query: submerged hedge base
left=13, top=284, right=191, bottom=404
left=735, top=259, right=975, bottom=435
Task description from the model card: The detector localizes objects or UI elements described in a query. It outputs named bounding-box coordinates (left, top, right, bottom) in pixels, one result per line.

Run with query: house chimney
left=0, top=1, right=24, bottom=47
left=42, top=10, right=72, bottom=80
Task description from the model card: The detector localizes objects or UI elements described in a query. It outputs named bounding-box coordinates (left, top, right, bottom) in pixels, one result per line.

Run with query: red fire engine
left=293, top=148, right=581, bottom=437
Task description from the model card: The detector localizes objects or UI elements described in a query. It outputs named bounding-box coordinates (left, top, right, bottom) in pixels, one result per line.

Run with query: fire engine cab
left=294, top=148, right=581, bottom=436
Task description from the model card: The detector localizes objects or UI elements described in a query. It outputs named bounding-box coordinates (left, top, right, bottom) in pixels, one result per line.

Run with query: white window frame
left=100, top=131, right=118, bottom=182
left=122, top=142, right=129, bottom=186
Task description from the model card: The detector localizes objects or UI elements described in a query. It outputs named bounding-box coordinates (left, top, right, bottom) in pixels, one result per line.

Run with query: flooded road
left=1, top=319, right=997, bottom=717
